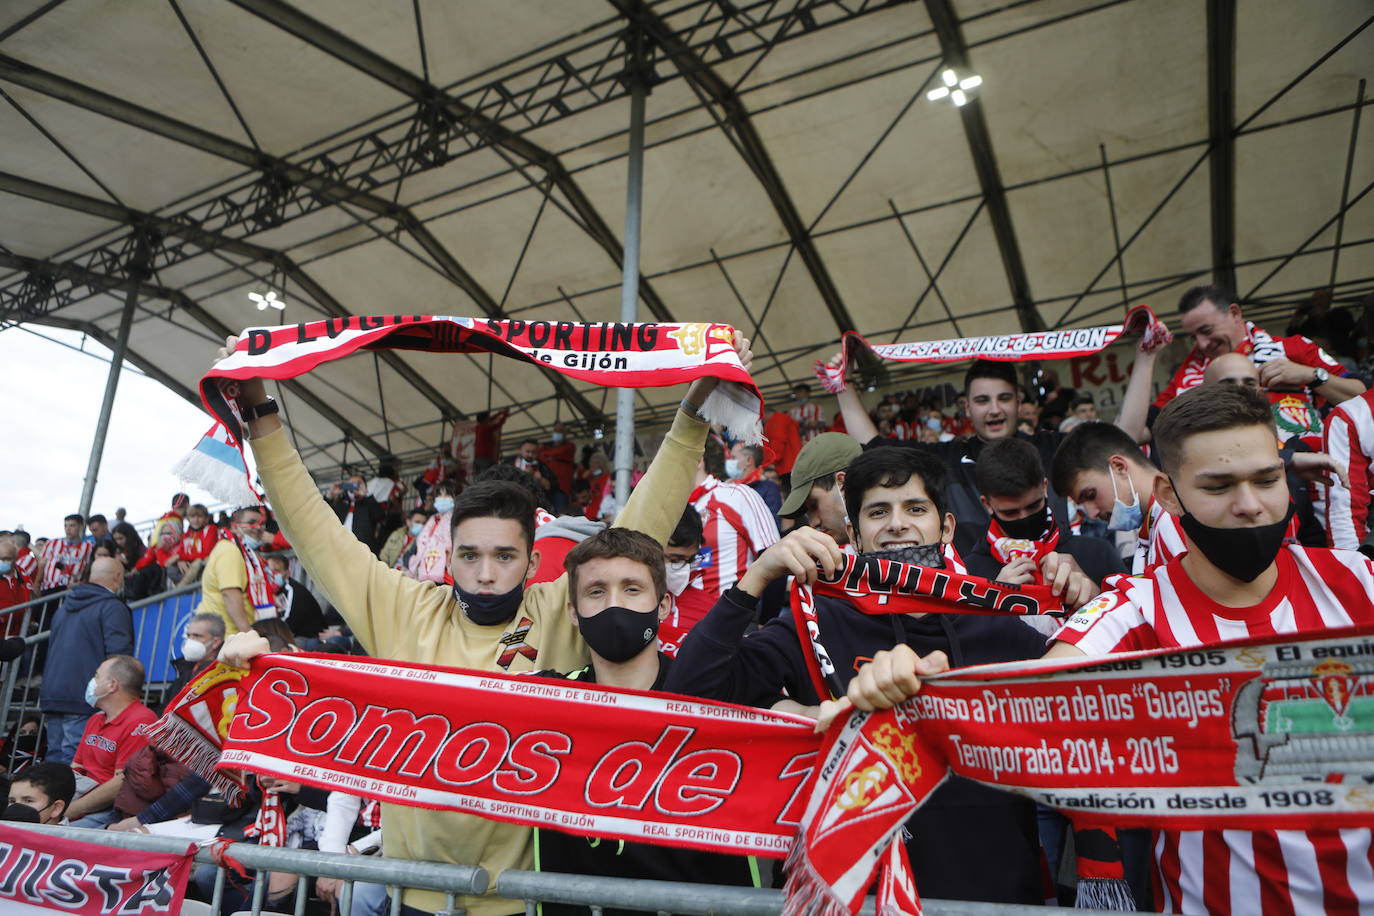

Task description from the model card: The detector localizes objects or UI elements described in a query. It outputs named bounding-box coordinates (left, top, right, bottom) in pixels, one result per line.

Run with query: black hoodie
left=667, top=586, right=1048, bottom=905
left=38, top=583, right=135, bottom=715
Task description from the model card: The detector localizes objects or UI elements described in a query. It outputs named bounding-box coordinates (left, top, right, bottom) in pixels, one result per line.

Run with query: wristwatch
left=1308, top=368, right=1330, bottom=390
left=241, top=397, right=280, bottom=421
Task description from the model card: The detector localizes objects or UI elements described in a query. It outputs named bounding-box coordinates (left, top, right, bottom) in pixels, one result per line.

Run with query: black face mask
left=1, top=803, right=41, bottom=823
left=576, top=605, right=660, bottom=663
left=863, top=542, right=946, bottom=569
left=996, top=505, right=1053, bottom=541
left=1175, top=494, right=1295, bottom=583
left=452, top=581, right=525, bottom=626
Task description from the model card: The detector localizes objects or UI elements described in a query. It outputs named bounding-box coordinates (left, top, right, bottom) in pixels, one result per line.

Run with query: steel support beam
left=611, top=0, right=860, bottom=338
left=0, top=171, right=467, bottom=423
left=923, top=0, right=1045, bottom=332
left=226, top=0, right=676, bottom=326
left=18, top=314, right=203, bottom=405
left=0, top=251, right=393, bottom=458
left=1206, top=0, right=1237, bottom=293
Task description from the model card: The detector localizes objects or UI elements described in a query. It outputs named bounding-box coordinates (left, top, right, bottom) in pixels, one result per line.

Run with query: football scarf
left=226, top=531, right=275, bottom=616
left=176, top=316, right=763, bottom=506
left=985, top=510, right=1061, bottom=573
left=815, top=304, right=1172, bottom=393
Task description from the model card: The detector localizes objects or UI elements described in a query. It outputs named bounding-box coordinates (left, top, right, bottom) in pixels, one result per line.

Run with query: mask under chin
left=863, top=543, right=946, bottom=569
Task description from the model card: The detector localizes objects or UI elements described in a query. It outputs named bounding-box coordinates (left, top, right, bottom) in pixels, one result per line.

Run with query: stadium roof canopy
left=2, top=0, right=1371, bottom=477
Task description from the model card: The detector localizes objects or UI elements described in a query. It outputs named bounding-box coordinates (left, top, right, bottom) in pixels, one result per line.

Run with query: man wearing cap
left=779, top=432, right=863, bottom=545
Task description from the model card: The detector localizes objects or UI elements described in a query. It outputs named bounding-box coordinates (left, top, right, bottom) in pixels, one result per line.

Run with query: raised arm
left=1113, top=340, right=1159, bottom=445
left=826, top=350, right=880, bottom=444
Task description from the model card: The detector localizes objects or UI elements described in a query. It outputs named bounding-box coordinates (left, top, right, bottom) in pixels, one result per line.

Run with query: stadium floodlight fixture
left=927, top=69, right=983, bottom=107
left=249, top=290, right=285, bottom=311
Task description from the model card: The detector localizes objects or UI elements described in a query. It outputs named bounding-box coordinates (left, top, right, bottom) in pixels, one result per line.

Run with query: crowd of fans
left=3, top=284, right=1374, bottom=915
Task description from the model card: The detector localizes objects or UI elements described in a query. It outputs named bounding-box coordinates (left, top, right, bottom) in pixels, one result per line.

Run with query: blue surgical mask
left=0, top=561, right=12, bottom=576
left=240, top=534, right=262, bottom=550
left=551, top=432, right=565, bottom=444
left=84, top=677, right=103, bottom=708
left=724, top=458, right=742, bottom=479
left=1107, top=468, right=1144, bottom=532
left=409, top=522, right=424, bottom=537
left=434, top=497, right=455, bottom=514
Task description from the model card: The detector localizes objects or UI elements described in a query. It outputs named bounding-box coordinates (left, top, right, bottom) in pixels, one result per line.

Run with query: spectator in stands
left=382, top=507, right=429, bottom=569
left=473, top=408, right=510, bottom=473
left=671, top=447, right=1049, bottom=905
left=39, top=556, right=134, bottom=763
left=964, top=438, right=1123, bottom=599
left=532, top=528, right=760, bottom=900
left=690, top=436, right=779, bottom=595
left=540, top=423, right=577, bottom=512
left=150, top=493, right=190, bottom=547
left=727, top=442, right=782, bottom=518
left=580, top=450, right=612, bottom=521
left=7, top=762, right=76, bottom=825
left=163, top=612, right=225, bottom=708
left=265, top=554, right=329, bottom=648
left=11, top=529, right=36, bottom=582
left=128, top=518, right=180, bottom=598
left=409, top=482, right=455, bottom=583
left=198, top=506, right=273, bottom=634
left=92, top=538, right=117, bottom=559
left=763, top=401, right=803, bottom=477
left=328, top=472, right=385, bottom=552
left=0, top=537, right=31, bottom=639
left=176, top=503, right=219, bottom=583
left=1016, top=393, right=1041, bottom=436
left=65, top=654, right=157, bottom=827
left=1156, top=285, right=1364, bottom=428
left=1069, top=393, right=1097, bottom=421
left=1037, top=368, right=1077, bottom=430
left=789, top=382, right=825, bottom=442
left=109, top=521, right=144, bottom=571
left=36, top=513, right=94, bottom=596
left=86, top=514, right=109, bottom=543
left=508, top=439, right=560, bottom=508
left=779, top=433, right=863, bottom=545
left=657, top=508, right=713, bottom=656
left=114, top=507, right=126, bottom=523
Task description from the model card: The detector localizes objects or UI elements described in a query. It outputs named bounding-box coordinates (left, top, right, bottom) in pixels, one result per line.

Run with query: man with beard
left=668, top=446, right=1091, bottom=905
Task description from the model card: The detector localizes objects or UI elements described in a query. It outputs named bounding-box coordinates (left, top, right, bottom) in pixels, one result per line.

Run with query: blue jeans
left=44, top=713, right=88, bottom=763
left=70, top=807, right=120, bottom=829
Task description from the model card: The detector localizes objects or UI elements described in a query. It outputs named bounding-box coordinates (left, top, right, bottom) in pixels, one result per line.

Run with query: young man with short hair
left=197, top=505, right=272, bottom=634
left=531, top=527, right=759, bottom=908
left=847, top=384, right=1374, bottom=914
left=658, top=508, right=713, bottom=655
left=36, top=513, right=94, bottom=594
left=671, top=447, right=1052, bottom=905
left=8, top=761, right=77, bottom=824
left=965, top=437, right=1123, bottom=601
left=217, top=332, right=748, bottom=916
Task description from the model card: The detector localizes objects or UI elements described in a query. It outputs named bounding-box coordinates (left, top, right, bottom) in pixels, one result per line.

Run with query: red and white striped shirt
left=15, top=547, right=36, bottom=580
left=1132, top=498, right=1187, bottom=575
left=690, top=476, right=779, bottom=595
left=38, top=537, right=94, bottom=591
left=789, top=401, right=825, bottom=442
left=1324, top=389, right=1374, bottom=550
left=1054, top=545, right=1374, bottom=914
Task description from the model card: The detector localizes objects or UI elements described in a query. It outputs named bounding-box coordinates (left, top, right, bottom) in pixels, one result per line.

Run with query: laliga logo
left=837, top=764, right=889, bottom=810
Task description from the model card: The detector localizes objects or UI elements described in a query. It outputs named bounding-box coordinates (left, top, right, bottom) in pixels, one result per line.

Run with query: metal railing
left=0, top=579, right=204, bottom=770
left=8, top=823, right=1069, bottom=916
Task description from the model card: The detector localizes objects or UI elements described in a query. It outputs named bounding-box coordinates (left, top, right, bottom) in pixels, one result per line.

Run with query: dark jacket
left=870, top=432, right=1070, bottom=559
left=329, top=493, right=384, bottom=552
left=964, top=530, right=1127, bottom=586
left=534, top=655, right=758, bottom=916
left=669, top=586, right=1048, bottom=906
left=39, top=583, right=135, bottom=715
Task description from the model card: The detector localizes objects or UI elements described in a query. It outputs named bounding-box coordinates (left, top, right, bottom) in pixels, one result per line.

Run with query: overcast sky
left=1, top=324, right=230, bottom=538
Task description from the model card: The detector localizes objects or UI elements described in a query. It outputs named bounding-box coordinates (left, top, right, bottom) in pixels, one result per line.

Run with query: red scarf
left=985, top=512, right=1061, bottom=574
left=226, top=532, right=274, bottom=615
left=816, top=304, right=1171, bottom=392
left=181, top=316, right=762, bottom=506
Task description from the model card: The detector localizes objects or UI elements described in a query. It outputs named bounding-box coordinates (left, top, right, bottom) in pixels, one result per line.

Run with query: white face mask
left=433, top=496, right=455, bottom=514
left=664, top=560, right=692, bottom=596
left=1106, top=467, right=1144, bottom=532
left=181, top=638, right=208, bottom=663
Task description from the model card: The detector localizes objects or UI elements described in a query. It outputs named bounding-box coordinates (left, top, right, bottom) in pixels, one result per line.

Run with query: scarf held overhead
left=815, top=304, right=1172, bottom=393
left=176, top=316, right=763, bottom=506
left=786, top=624, right=1374, bottom=916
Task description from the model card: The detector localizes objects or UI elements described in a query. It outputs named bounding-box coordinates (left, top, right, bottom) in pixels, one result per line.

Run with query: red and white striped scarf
left=177, top=316, right=762, bottom=507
